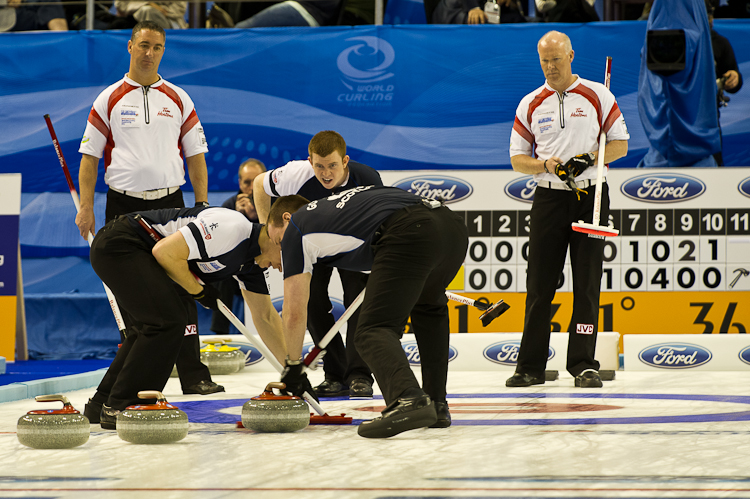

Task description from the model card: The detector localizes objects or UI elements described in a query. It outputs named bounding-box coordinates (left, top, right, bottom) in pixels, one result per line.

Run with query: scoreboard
left=381, top=169, right=750, bottom=336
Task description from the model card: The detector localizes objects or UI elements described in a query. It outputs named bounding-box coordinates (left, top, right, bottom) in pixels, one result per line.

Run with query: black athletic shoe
left=348, top=378, right=374, bottom=398
left=183, top=380, right=225, bottom=395
left=100, top=405, right=120, bottom=430
left=358, top=394, right=437, bottom=438
left=84, top=398, right=102, bottom=424
left=429, top=400, right=451, bottom=428
left=505, top=372, right=545, bottom=387
left=313, top=379, right=349, bottom=397
left=575, top=369, right=603, bottom=388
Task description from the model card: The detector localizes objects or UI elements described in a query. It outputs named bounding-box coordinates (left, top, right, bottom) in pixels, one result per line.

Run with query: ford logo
left=638, top=343, right=712, bottom=369
left=402, top=341, right=458, bottom=365
left=739, top=346, right=750, bottom=366
left=504, top=176, right=537, bottom=204
left=739, top=177, right=750, bottom=199
left=621, top=174, right=706, bottom=203
left=483, top=340, right=554, bottom=365
left=303, top=342, right=325, bottom=368
left=224, top=342, right=265, bottom=366
left=392, top=176, right=472, bottom=204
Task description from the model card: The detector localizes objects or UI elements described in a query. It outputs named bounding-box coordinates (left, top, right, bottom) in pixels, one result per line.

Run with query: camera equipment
left=646, top=29, right=686, bottom=77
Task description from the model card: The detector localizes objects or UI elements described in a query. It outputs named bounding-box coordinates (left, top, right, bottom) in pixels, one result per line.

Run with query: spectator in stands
left=113, top=0, right=188, bottom=29
left=1, top=0, right=67, bottom=31
left=534, top=0, right=598, bottom=22
left=211, top=159, right=266, bottom=336
left=235, top=0, right=341, bottom=27
left=431, top=0, right=526, bottom=23
left=707, top=0, right=743, bottom=165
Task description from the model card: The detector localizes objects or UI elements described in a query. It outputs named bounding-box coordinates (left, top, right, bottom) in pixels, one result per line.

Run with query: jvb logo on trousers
left=638, top=343, right=713, bottom=368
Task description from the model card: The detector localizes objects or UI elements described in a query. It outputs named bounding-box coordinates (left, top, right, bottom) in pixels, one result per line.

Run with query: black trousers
left=90, top=218, right=191, bottom=409
left=307, top=264, right=371, bottom=385
left=103, top=188, right=210, bottom=391
left=353, top=204, right=468, bottom=405
left=516, top=183, right=609, bottom=378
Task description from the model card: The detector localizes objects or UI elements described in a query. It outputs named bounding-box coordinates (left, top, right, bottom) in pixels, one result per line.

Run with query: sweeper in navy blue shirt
left=266, top=186, right=468, bottom=438
left=254, top=131, right=382, bottom=399
left=87, top=206, right=286, bottom=429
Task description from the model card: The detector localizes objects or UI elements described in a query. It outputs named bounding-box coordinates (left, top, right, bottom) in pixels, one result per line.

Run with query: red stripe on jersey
left=513, top=117, right=534, bottom=146
left=526, top=87, right=555, bottom=127
left=87, top=108, right=109, bottom=138
left=155, top=83, right=184, bottom=115
left=103, top=133, right=115, bottom=171
left=569, top=84, right=603, bottom=129
left=107, top=81, right=139, bottom=120
left=180, top=109, right=200, bottom=142
left=602, top=102, right=622, bottom=134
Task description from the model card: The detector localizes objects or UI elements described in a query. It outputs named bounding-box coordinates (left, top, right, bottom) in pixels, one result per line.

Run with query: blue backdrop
left=1, top=22, right=748, bottom=193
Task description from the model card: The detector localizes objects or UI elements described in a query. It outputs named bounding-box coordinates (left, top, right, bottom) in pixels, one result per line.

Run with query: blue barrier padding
left=2, top=23, right=749, bottom=194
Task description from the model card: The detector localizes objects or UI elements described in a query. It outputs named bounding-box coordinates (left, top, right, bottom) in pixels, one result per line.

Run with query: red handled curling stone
left=117, top=391, right=188, bottom=444
left=242, top=382, right=310, bottom=433
left=200, top=339, right=245, bottom=375
left=17, top=395, right=89, bottom=449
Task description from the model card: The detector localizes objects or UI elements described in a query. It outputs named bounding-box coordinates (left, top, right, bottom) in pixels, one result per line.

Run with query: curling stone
left=242, top=382, right=310, bottom=433
left=117, top=391, right=188, bottom=444
left=200, top=339, right=245, bottom=375
left=17, top=394, right=89, bottom=449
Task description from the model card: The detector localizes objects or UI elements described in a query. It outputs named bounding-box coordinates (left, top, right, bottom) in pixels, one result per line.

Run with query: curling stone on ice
left=242, top=382, right=310, bottom=433
left=117, top=391, right=188, bottom=444
left=200, top=339, right=245, bottom=375
left=17, top=394, right=89, bottom=449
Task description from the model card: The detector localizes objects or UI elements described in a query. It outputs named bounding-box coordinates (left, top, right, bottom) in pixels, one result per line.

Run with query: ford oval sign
left=739, top=346, right=750, bottom=366
left=392, top=176, right=472, bottom=204
left=739, top=177, right=750, bottom=199
left=638, top=343, right=712, bottom=369
left=402, top=341, right=458, bottom=365
left=224, top=342, right=265, bottom=366
left=483, top=340, right=553, bottom=365
left=621, top=174, right=706, bottom=203
left=504, top=176, right=537, bottom=203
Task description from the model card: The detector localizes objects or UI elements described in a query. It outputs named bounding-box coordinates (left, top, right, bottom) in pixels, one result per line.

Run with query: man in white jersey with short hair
left=75, top=22, right=221, bottom=422
left=507, top=30, right=629, bottom=389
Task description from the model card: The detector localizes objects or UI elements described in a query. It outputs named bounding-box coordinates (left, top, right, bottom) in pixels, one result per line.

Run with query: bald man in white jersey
left=507, top=31, right=629, bottom=389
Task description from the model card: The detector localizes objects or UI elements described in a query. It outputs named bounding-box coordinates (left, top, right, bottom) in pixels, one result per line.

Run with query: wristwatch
left=195, top=201, right=210, bottom=208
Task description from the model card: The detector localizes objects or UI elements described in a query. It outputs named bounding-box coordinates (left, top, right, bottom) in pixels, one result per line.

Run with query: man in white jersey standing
left=75, top=22, right=222, bottom=423
left=507, top=31, right=629, bottom=389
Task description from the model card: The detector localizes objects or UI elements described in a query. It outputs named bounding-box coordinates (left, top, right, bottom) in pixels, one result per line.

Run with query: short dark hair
left=131, top=21, right=166, bottom=43
left=267, top=195, right=310, bottom=227
left=308, top=131, right=346, bottom=159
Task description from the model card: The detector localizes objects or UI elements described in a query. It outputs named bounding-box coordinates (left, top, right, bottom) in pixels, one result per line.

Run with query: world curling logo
left=337, top=36, right=395, bottom=107
left=483, top=340, right=554, bottom=366
left=638, top=343, right=712, bottom=369
left=402, top=341, right=458, bottom=366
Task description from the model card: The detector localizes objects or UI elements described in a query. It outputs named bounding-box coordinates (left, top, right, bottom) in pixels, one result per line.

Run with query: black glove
left=280, top=358, right=319, bottom=402
left=195, top=201, right=210, bottom=208
left=555, top=152, right=596, bottom=181
left=192, top=284, right=220, bottom=310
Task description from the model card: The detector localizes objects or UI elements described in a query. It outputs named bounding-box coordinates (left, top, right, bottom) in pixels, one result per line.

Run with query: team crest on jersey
left=197, top=260, right=226, bottom=273
left=272, top=169, right=283, bottom=184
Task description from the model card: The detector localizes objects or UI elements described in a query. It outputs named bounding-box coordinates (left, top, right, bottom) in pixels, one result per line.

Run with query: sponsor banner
left=204, top=332, right=619, bottom=373
left=0, top=174, right=21, bottom=361
left=624, top=334, right=750, bottom=371
left=446, top=291, right=750, bottom=341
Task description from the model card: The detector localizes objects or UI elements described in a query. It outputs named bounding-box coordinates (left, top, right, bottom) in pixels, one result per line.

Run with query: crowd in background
left=2, top=0, right=748, bottom=32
